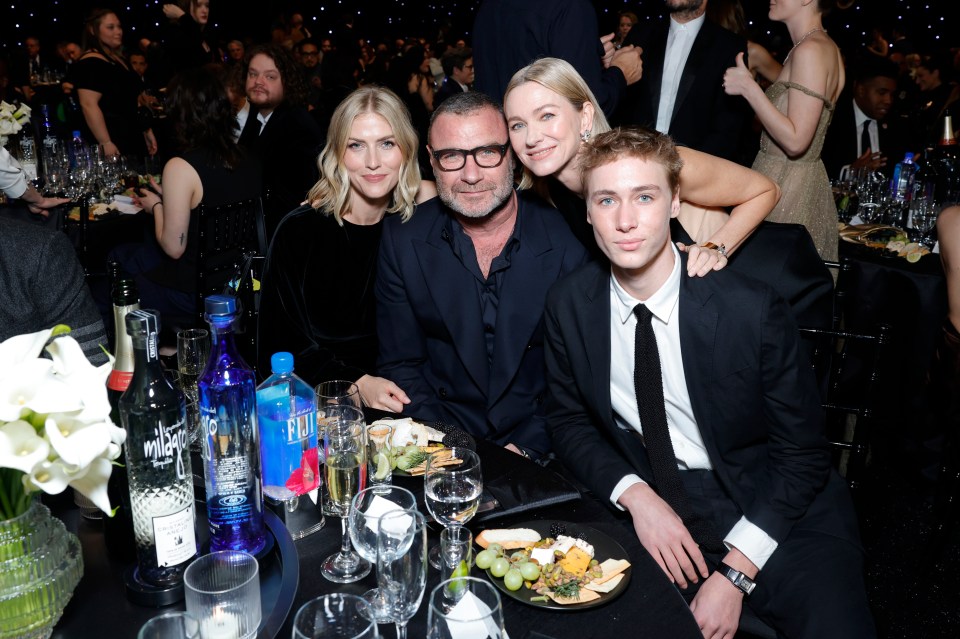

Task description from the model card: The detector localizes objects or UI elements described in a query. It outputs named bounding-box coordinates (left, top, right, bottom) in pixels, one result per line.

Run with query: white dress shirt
left=853, top=100, right=879, bottom=156
left=655, top=13, right=705, bottom=135
left=235, top=99, right=250, bottom=143
left=607, top=245, right=778, bottom=570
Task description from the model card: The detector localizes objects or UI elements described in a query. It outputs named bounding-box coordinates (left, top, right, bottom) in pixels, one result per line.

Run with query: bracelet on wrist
left=700, top=241, right=728, bottom=258
left=151, top=201, right=162, bottom=215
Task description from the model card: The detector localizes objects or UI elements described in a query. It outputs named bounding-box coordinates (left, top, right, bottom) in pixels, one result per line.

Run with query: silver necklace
left=784, top=27, right=825, bottom=63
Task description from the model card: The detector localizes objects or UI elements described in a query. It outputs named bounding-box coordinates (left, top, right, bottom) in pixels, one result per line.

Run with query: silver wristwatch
left=718, top=562, right=756, bottom=596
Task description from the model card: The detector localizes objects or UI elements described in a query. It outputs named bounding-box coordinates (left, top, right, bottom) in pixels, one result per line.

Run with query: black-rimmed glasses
left=431, top=143, right=509, bottom=172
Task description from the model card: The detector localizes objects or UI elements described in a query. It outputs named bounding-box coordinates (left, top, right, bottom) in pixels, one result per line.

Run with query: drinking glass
left=183, top=550, right=261, bottom=639
left=424, top=448, right=482, bottom=569
left=911, top=198, right=940, bottom=247
left=377, top=509, right=428, bottom=639
left=440, top=526, right=473, bottom=587
left=348, top=485, right=417, bottom=621
left=321, top=404, right=371, bottom=583
left=367, top=423, right=394, bottom=491
left=292, top=593, right=379, bottom=639
left=177, top=328, right=209, bottom=446
left=137, top=612, right=199, bottom=639
left=855, top=172, right=885, bottom=224
left=426, top=577, right=505, bottom=639
left=316, top=380, right=363, bottom=516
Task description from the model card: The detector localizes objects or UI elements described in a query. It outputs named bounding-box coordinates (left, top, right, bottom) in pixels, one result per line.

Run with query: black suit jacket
left=616, top=19, right=748, bottom=162
left=434, top=78, right=466, bottom=107
left=376, top=192, right=589, bottom=456
left=544, top=257, right=858, bottom=545
left=473, top=0, right=626, bottom=117
left=820, top=95, right=914, bottom=180
left=238, top=102, right=324, bottom=240
left=671, top=219, right=833, bottom=330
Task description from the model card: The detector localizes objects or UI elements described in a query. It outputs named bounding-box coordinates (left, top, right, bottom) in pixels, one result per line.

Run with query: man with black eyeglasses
left=375, top=91, right=589, bottom=459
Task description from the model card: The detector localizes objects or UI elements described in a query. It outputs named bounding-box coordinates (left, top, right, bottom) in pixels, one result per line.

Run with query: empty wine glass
left=177, top=329, right=210, bottom=445
left=424, top=448, right=482, bottom=569
left=348, top=485, right=417, bottom=622
left=911, top=198, right=940, bottom=247
left=292, top=593, right=379, bottom=639
left=377, top=509, right=428, bottom=639
left=426, top=577, right=504, bottom=639
left=855, top=171, right=885, bottom=224
left=321, top=404, right=370, bottom=583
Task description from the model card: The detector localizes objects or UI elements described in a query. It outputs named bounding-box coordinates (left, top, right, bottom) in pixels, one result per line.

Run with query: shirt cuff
left=724, top=516, right=778, bottom=570
left=610, top=474, right=646, bottom=511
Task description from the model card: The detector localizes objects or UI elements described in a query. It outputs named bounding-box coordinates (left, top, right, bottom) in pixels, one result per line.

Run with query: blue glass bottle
left=256, top=352, right=324, bottom=539
left=198, top=295, right=266, bottom=554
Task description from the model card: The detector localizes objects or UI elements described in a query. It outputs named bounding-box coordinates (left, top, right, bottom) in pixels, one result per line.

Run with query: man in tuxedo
left=615, top=0, right=748, bottom=162
left=376, top=92, right=588, bottom=458
left=544, top=128, right=874, bottom=638
left=435, top=47, right=473, bottom=107
left=238, top=44, right=324, bottom=240
left=821, top=56, right=912, bottom=180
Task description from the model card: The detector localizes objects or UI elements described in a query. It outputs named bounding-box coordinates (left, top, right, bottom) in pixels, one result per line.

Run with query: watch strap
left=718, top=562, right=756, bottom=596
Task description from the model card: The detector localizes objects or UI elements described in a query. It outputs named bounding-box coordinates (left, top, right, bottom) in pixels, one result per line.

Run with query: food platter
left=478, top=520, right=632, bottom=611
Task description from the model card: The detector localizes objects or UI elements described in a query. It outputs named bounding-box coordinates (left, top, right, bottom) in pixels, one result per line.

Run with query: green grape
left=475, top=549, right=496, bottom=570
left=519, top=561, right=541, bottom=581
left=504, top=568, right=524, bottom=591
left=488, top=543, right=503, bottom=554
left=490, top=557, right=510, bottom=578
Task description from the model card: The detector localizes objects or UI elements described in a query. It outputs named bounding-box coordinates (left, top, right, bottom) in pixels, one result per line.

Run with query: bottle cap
left=72, top=130, right=81, bottom=138
left=271, top=352, right=294, bottom=374
left=125, top=308, right=160, bottom=336
left=904, top=152, right=914, bottom=162
left=205, top=294, right=238, bottom=317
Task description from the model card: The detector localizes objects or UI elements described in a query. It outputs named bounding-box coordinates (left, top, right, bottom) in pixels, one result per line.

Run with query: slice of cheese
left=585, top=573, right=624, bottom=593
left=557, top=546, right=592, bottom=578
left=545, top=588, right=601, bottom=605
left=593, top=558, right=631, bottom=585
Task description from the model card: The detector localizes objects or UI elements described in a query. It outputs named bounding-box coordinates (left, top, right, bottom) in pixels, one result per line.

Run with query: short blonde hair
left=504, top=58, right=610, bottom=189
left=307, top=86, right=421, bottom=224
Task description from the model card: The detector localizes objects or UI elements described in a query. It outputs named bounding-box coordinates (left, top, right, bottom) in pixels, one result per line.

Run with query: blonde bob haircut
left=307, top=85, right=421, bottom=224
left=504, top=57, right=611, bottom=190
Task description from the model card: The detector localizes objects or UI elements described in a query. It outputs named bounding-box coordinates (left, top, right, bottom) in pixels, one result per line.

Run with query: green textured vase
left=0, top=499, right=84, bottom=639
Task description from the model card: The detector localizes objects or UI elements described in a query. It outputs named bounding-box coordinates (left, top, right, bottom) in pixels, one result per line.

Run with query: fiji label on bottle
left=257, top=385, right=319, bottom=501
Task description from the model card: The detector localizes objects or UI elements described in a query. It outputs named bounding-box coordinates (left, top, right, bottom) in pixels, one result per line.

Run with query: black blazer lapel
left=677, top=269, right=721, bottom=457
left=647, top=23, right=669, bottom=122
left=673, top=23, right=714, bottom=122
left=413, top=219, right=490, bottom=393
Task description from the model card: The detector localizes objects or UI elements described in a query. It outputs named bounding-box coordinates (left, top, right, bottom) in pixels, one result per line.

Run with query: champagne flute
left=321, top=404, right=371, bottom=583
left=316, top=380, right=363, bottom=516
left=177, top=328, right=210, bottom=446
left=426, top=576, right=504, bottom=639
left=348, top=485, right=417, bottom=622
left=424, top=448, right=482, bottom=569
left=377, top=509, right=428, bottom=639
left=292, top=593, right=379, bottom=639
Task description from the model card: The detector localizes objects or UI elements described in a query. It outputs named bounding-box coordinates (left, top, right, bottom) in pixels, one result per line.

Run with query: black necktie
left=861, top=119, right=872, bottom=155
left=633, top=304, right=724, bottom=552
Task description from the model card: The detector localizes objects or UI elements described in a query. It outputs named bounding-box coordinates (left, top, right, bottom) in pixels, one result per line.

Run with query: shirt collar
left=852, top=100, right=872, bottom=128
left=611, top=244, right=681, bottom=325
left=669, top=12, right=706, bottom=37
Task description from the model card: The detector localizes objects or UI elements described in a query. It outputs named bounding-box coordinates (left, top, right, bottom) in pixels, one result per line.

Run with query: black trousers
left=676, top=469, right=877, bottom=639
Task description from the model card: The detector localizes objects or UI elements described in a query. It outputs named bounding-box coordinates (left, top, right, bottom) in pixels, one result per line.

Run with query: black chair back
left=799, top=323, right=892, bottom=491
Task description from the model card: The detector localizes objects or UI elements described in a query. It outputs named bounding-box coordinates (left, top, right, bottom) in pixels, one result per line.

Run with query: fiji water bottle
left=198, top=295, right=266, bottom=554
left=256, top=352, right=324, bottom=539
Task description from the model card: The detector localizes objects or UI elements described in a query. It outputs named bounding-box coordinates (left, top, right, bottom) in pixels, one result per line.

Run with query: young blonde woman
left=257, top=86, right=436, bottom=410
left=503, top=57, right=780, bottom=277
left=723, top=0, right=844, bottom=260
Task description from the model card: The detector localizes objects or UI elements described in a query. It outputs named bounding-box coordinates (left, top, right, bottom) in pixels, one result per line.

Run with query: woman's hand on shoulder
left=677, top=242, right=728, bottom=277
left=415, top=180, right=437, bottom=204
left=355, top=375, right=411, bottom=413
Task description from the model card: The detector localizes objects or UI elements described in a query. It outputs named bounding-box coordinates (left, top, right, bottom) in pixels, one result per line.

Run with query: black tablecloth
left=839, top=242, right=948, bottom=478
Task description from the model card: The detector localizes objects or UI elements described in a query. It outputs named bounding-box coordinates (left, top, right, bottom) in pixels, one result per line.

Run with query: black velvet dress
left=71, top=54, right=146, bottom=157
left=257, top=206, right=383, bottom=386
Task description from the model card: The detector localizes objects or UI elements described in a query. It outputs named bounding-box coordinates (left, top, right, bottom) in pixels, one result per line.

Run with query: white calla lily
left=68, top=457, right=114, bottom=515
left=0, top=359, right=86, bottom=421
left=0, top=328, right=54, bottom=381
left=26, top=458, right=72, bottom=496
left=45, top=335, right=113, bottom=421
left=0, top=420, right=49, bottom=474
left=44, top=414, right=114, bottom=471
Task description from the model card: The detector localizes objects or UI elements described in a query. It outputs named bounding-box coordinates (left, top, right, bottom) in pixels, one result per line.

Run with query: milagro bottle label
left=153, top=505, right=196, bottom=566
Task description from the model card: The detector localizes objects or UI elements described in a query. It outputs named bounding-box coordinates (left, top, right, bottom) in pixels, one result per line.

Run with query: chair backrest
left=220, top=252, right=265, bottom=379
left=799, top=323, right=892, bottom=491
left=194, top=197, right=267, bottom=325
left=823, top=257, right=854, bottom=330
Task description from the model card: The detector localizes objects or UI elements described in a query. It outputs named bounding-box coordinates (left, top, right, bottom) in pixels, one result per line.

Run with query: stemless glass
left=377, top=509, right=428, bottom=639
left=349, top=485, right=417, bottom=621
left=137, top=612, right=199, bottom=639
left=316, top=380, right=363, bottom=517
left=321, top=404, right=371, bottom=583
left=426, top=577, right=505, bottom=639
left=424, top=448, right=482, bottom=569
left=292, top=593, right=379, bottom=639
